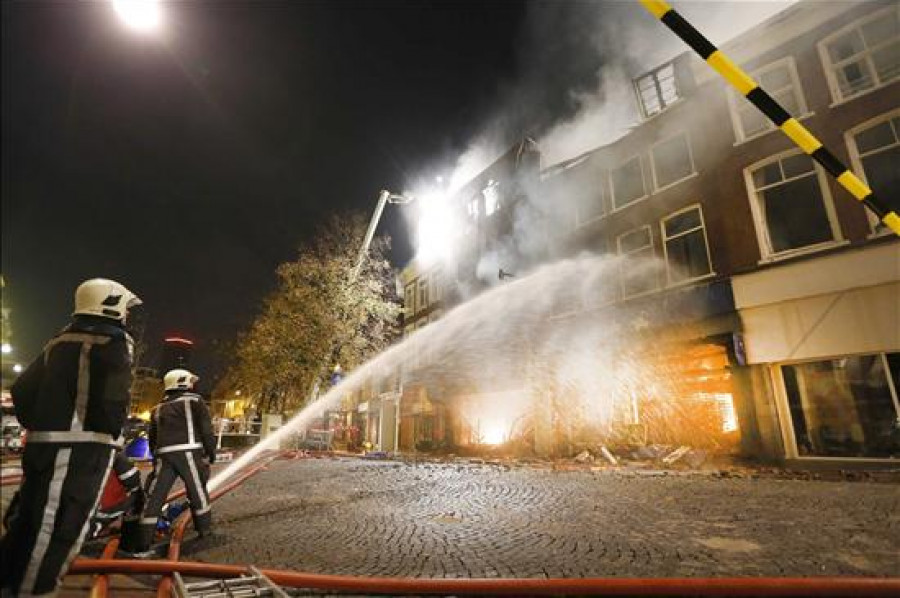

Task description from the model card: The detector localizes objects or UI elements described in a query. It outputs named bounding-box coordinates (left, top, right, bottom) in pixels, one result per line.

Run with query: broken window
left=634, top=61, right=679, bottom=118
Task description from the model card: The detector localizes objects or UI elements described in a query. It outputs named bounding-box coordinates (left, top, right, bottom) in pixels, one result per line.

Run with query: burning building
left=350, top=0, right=898, bottom=465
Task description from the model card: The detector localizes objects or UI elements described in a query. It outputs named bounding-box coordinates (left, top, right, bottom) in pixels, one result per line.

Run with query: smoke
left=420, top=0, right=798, bottom=285
left=456, top=0, right=798, bottom=170
left=213, top=253, right=728, bottom=489
left=537, top=0, right=799, bottom=165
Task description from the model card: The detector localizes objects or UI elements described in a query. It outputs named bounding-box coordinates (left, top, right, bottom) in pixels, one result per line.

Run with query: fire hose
left=66, top=560, right=900, bottom=597
left=70, top=450, right=899, bottom=597
left=88, top=451, right=279, bottom=598
left=155, top=454, right=277, bottom=597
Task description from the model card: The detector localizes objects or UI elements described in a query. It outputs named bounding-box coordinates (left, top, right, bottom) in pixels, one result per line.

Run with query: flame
left=480, top=423, right=507, bottom=445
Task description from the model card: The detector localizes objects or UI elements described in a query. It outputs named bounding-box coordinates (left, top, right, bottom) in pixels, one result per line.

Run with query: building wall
left=391, top=0, right=899, bottom=462
left=734, top=242, right=900, bottom=364
left=541, top=0, right=900, bottom=462
left=732, top=241, right=900, bottom=463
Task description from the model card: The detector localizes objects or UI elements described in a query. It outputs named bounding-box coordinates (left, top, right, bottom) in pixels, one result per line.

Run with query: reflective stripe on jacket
left=150, top=392, right=216, bottom=458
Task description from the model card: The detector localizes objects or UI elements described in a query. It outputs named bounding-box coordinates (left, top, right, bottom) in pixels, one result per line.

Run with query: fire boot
left=119, top=517, right=157, bottom=557
left=194, top=509, right=213, bottom=538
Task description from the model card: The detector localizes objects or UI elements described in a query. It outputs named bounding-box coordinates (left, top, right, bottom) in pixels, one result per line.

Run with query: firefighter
left=0, top=278, right=141, bottom=597
left=3, top=450, right=145, bottom=540
left=92, top=450, right=145, bottom=533
left=129, top=368, right=216, bottom=553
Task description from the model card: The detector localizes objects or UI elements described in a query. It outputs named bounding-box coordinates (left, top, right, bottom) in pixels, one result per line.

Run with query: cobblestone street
left=184, top=457, right=900, bottom=578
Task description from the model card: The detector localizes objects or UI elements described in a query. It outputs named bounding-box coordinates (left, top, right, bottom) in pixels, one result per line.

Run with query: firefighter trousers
left=131, top=450, right=211, bottom=552
left=0, top=442, right=115, bottom=597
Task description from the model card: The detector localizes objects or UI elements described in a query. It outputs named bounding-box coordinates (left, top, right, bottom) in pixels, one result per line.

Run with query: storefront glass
left=783, top=352, right=900, bottom=458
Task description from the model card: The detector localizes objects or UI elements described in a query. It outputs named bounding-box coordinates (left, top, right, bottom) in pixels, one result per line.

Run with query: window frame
left=616, top=224, right=658, bottom=298
left=660, top=204, right=715, bottom=286
left=483, top=180, right=501, bottom=217
left=467, top=195, right=481, bottom=221
left=611, top=154, right=649, bottom=212
left=773, top=351, right=900, bottom=461
left=743, top=149, right=844, bottom=262
left=404, top=282, right=416, bottom=316
left=417, top=276, right=429, bottom=313
left=817, top=4, right=900, bottom=105
left=575, top=170, right=609, bottom=228
left=633, top=61, right=679, bottom=119
left=648, top=131, right=697, bottom=193
left=429, top=268, right=443, bottom=303
left=728, top=56, right=811, bottom=143
left=844, top=107, right=900, bottom=236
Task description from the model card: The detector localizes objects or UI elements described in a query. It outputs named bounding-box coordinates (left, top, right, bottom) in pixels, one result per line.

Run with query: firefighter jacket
left=149, top=391, right=216, bottom=461
left=10, top=315, right=134, bottom=446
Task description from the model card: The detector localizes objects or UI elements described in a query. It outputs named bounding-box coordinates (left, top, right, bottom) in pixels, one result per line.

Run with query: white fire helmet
left=73, top=278, right=142, bottom=322
left=164, top=369, right=199, bottom=392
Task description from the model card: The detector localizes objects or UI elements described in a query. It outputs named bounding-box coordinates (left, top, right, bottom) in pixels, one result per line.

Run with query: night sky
left=2, top=0, right=793, bottom=382
left=2, top=1, right=534, bottom=379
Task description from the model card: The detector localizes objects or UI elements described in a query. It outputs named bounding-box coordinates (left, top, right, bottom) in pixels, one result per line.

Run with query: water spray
left=211, top=253, right=729, bottom=491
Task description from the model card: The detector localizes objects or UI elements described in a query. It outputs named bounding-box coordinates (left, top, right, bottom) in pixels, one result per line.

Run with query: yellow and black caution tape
left=639, top=0, right=900, bottom=237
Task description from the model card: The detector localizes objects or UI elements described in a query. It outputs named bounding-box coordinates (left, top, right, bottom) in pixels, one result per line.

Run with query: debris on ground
left=662, top=446, right=692, bottom=465
left=684, top=449, right=707, bottom=469
left=630, top=445, right=669, bottom=461
left=600, top=446, right=618, bottom=466
left=362, top=451, right=390, bottom=460
left=574, top=450, right=594, bottom=464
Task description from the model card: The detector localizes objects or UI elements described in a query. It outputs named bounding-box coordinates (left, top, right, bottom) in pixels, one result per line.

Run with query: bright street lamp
left=1, top=343, right=11, bottom=355
left=415, top=189, right=457, bottom=267
left=13, top=364, right=23, bottom=374
left=112, top=0, right=162, bottom=34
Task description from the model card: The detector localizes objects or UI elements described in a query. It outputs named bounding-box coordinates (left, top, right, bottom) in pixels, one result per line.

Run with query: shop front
left=734, top=242, right=900, bottom=464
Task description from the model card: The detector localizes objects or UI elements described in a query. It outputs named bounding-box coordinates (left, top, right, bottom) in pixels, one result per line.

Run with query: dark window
left=652, top=134, right=694, bottom=189
left=662, top=207, right=712, bottom=283
left=783, top=354, right=900, bottom=458
left=612, top=157, right=646, bottom=210
left=749, top=154, right=836, bottom=255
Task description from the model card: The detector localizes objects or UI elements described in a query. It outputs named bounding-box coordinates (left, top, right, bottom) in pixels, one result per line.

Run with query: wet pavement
left=183, top=457, right=900, bottom=578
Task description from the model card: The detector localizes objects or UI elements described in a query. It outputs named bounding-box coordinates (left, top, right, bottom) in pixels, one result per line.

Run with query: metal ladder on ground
left=172, top=567, right=290, bottom=598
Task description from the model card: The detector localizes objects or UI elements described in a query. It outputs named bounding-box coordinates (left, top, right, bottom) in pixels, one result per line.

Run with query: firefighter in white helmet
left=127, top=368, right=216, bottom=554
left=1, top=278, right=141, bottom=597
